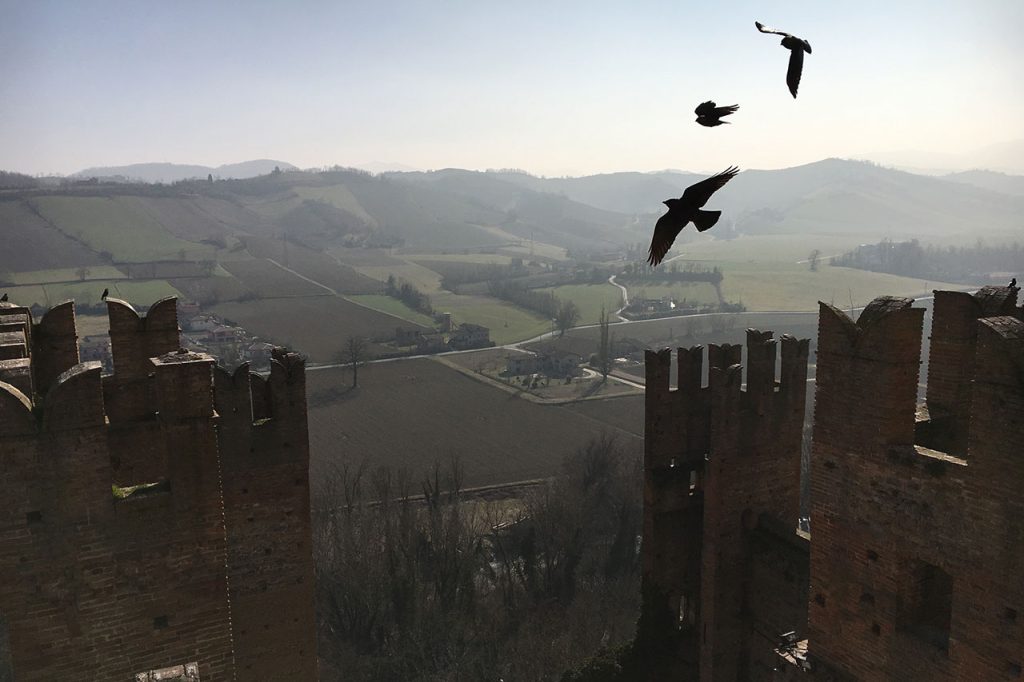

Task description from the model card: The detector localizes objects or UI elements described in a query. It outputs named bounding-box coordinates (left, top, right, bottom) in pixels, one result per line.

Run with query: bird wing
left=647, top=212, right=683, bottom=266
left=681, top=166, right=740, bottom=208
left=801, top=39, right=812, bottom=54
left=714, top=104, right=739, bottom=117
left=786, top=48, right=804, bottom=98
left=755, top=20, right=791, bottom=38
left=695, top=101, right=716, bottom=116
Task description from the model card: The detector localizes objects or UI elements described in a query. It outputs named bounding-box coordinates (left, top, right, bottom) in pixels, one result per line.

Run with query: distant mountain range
left=398, top=159, right=1024, bottom=241
left=73, top=159, right=298, bottom=183
left=853, top=139, right=1024, bottom=175
left=3, top=157, right=1021, bottom=273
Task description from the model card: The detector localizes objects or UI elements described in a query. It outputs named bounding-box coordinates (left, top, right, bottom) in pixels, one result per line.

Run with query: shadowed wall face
left=0, top=297, right=319, bottom=681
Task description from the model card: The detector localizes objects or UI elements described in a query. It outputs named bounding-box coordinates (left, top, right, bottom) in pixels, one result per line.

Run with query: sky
left=1, top=0, right=1023, bottom=177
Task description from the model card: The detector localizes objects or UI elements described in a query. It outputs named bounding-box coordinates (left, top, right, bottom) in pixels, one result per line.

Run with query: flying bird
left=695, top=101, right=739, bottom=127
left=647, top=166, right=739, bottom=267
left=756, top=21, right=812, bottom=98
left=101, top=288, right=109, bottom=301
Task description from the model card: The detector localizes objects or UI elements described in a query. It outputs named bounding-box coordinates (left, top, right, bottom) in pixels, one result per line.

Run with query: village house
left=449, top=323, right=491, bottom=350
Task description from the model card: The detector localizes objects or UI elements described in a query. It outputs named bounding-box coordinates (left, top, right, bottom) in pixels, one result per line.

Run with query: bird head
left=663, top=198, right=680, bottom=207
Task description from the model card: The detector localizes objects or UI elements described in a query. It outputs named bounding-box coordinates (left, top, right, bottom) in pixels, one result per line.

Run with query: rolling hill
left=73, top=159, right=298, bottom=183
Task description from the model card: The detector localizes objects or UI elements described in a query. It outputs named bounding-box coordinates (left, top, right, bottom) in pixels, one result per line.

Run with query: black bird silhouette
left=695, top=101, right=739, bottom=127
left=647, top=166, right=739, bottom=266
left=0, top=293, right=8, bottom=302
left=1011, top=277, right=1018, bottom=287
left=101, top=288, right=109, bottom=301
left=756, top=21, right=812, bottom=98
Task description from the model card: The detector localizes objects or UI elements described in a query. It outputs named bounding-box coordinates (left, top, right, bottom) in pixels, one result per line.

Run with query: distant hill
left=479, top=159, right=1024, bottom=241
left=73, top=159, right=298, bottom=183
left=854, top=139, right=1024, bottom=175
left=3, top=157, right=1022, bottom=275
left=943, top=169, right=1024, bottom=197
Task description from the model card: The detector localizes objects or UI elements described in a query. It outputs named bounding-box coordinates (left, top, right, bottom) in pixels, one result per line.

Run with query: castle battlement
left=806, top=288, right=1024, bottom=681
left=641, top=328, right=811, bottom=680
left=0, top=296, right=318, bottom=681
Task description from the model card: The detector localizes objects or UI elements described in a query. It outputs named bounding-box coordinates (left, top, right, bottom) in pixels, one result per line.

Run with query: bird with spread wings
left=647, top=166, right=739, bottom=266
left=756, top=21, right=812, bottom=98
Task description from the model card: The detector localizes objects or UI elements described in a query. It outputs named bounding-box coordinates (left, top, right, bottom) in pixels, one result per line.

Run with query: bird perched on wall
left=0, top=293, right=8, bottom=302
left=647, top=166, right=739, bottom=266
left=101, top=288, right=109, bottom=301
left=1011, top=277, right=1018, bottom=287
left=695, top=101, right=739, bottom=127
left=756, top=21, right=812, bottom=98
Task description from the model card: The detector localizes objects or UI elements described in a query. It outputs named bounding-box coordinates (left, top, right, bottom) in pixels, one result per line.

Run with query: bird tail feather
left=692, top=210, right=721, bottom=232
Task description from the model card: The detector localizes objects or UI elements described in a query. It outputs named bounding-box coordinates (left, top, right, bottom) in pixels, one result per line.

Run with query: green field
left=536, top=283, right=623, bottom=325
left=1, top=279, right=182, bottom=307
left=305, top=358, right=642, bottom=488
left=293, top=185, right=377, bottom=226
left=351, top=262, right=443, bottom=293
left=8, top=266, right=126, bottom=285
left=618, top=281, right=720, bottom=307
left=347, top=294, right=436, bottom=327
left=30, top=196, right=213, bottom=261
left=664, top=234, right=972, bottom=312
left=432, top=291, right=551, bottom=344
left=719, top=262, right=968, bottom=312
left=675, top=234, right=865, bottom=263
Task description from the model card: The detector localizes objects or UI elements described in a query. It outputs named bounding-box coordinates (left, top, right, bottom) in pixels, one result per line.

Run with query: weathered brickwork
left=804, top=288, right=1024, bottom=680
left=641, top=330, right=811, bottom=681
left=640, top=286, right=1021, bottom=682
left=0, top=298, right=318, bottom=681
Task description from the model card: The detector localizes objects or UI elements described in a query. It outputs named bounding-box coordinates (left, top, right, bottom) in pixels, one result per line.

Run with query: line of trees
left=620, top=261, right=723, bottom=283
left=313, top=435, right=642, bottom=681
left=831, top=238, right=1023, bottom=284
left=487, top=279, right=560, bottom=318
left=385, top=275, right=434, bottom=315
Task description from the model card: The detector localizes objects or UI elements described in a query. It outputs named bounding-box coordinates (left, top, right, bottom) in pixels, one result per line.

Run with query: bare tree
left=808, top=249, right=821, bottom=272
left=340, top=336, right=367, bottom=388
left=75, top=267, right=90, bottom=282
left=555, top=300, right=580, bottom=337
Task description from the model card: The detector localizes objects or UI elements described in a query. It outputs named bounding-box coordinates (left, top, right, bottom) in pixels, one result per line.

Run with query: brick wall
left=806, top=292, right=1024, bottom=680
left=0, top=297, right=319, bottom=681
left=640, top=329, right=810, bottom=680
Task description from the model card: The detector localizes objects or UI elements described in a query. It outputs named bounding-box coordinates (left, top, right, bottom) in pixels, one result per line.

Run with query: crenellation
left=40, top=361, right=105, bottom=432
left=641, top=329, right=811, bottom=679
left=744, top=329, right=777, bottom=407
left=31, top=301, right=79, bottom=397
left=0, top=380, right=36, bottom=436
left=0, top=357, right=33, bottom=398
left=0, top=296, right=318, bottom=681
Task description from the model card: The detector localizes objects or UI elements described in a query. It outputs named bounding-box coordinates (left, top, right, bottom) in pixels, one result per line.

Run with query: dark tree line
left=385, top=275, right=434, bottom=315
left=313, top=436, right=642, bottom=681
left=832, top=238, right=1023, bottom=284
left=487, top=279, right=560, bottom=318
left=620, top=260, right=724, bottom=283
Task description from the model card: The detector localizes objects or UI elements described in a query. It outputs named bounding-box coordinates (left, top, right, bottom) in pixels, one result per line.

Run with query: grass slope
left=306, top=358, right=642, bottom=488
left=30, top=196, right=213, bottom=261
left=0, top=200, right=102, bottom=271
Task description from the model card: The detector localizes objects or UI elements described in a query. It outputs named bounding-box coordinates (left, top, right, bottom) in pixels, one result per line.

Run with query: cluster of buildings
left=395, top=320, right=494, bottom=354
left=505, top=349, right=583, bottom=379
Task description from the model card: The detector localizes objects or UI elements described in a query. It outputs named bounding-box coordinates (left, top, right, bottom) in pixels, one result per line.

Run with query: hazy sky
left=2, top=0, right=1022, bottom=176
